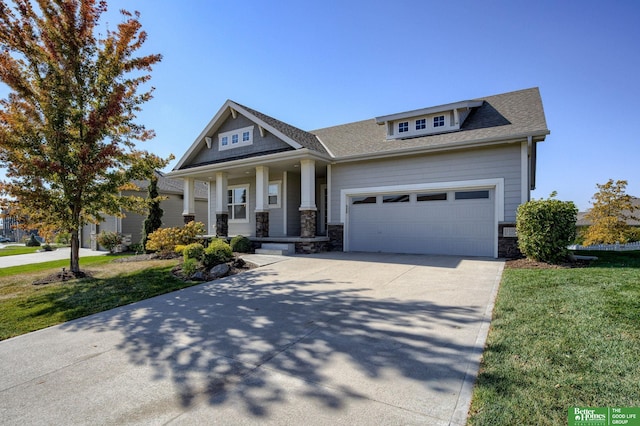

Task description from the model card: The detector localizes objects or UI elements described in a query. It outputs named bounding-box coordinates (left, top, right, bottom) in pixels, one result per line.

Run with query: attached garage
left=344, top=181, right=502, bottom=257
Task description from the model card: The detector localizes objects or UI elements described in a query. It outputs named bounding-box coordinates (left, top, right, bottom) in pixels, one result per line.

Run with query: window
left=228, top=185, right=248, bottom=221
left=352, top=196, right=377, bottom=205
left=268, top=181, right=281, bottom=208
left=383, top=194, right=409, bottom=203
left=398, top=121, right=409, bottom=133
left=455, top=190, right=489, bottom=200
left=417, top=192, right=447, bottom=202
left=415, top=119, right=426, bottom=130
left=433, top=115, right=445, bottom=127
left=219, top=126, right=254, bottom=151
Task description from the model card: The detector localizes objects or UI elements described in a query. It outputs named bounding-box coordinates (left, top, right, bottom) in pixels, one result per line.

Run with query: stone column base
left=216, top=213, right=229, bottom=237
left=183, top=214, right=195, bottom=224
left=498, top=223, right=522, bottom=258
left=300, top=209, right=317, bottom=238
left=256, top=211, right=269, bottom=238
left=327, top=224, right=344, bottom=251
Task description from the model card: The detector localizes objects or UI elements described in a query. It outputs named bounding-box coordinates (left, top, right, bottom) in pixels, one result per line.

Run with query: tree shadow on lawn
left=58, top=267, right=486, bottom=418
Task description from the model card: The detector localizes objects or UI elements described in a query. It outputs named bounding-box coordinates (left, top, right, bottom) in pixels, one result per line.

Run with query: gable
left=183, top=114, right=295, bottom=169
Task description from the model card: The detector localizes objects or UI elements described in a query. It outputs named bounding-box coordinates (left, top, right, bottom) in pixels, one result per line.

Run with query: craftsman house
left=168, top=87, right=549, bottom=258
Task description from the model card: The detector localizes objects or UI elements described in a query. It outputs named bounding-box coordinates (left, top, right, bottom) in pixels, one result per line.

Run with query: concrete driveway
left=0, top=252, right=504, bottom=425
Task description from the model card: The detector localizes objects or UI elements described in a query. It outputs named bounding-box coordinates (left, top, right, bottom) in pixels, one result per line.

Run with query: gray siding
left=268, top=172, right=285, bottom=237
left=329, top=144, right=522, bottom=223
left=187, top=115, right=294, bottom=167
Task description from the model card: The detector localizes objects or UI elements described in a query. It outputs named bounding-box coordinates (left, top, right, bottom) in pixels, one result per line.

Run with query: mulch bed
left=33, top=270, right=93, bottom=285
left=505, top=257, right=592, bottom=269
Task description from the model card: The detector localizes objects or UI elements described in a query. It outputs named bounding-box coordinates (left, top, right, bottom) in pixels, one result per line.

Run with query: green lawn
left=468, top=251, right=640, bottom=425
left=0, top=255, right=193, bottom=340
left=0, top=245, right=44, bottom=256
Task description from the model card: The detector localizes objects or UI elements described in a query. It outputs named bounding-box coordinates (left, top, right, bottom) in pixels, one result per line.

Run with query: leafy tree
left=516, top=194, right=577, bottom=263
left=583, top=179, right=638, bottom=245
left=0, top=0, right=170, bottom=274
left=141, top=174, right=163, bottom=252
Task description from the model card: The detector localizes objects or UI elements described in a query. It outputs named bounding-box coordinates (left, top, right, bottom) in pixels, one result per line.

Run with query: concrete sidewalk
left=0, top=246, right=107, bottom=268
left=0, top=252, right=504, bottom=425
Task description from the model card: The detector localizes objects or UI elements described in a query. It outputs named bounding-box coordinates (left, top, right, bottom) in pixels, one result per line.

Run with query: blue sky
left=8, top=0, right=640, bottom=210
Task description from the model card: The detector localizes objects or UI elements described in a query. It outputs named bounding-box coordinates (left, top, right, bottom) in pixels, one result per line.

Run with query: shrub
left=54, top=232, right=70, bottom=245
left=96, top=231, right=124, bottom=253
left=25, top=234, right=41, bottom=247
left=183, top=243, right=205, bottom=261
left=128, top=243, right=144, bottom=254
left=145, top=221, right=206, bottom=254
left=174, top=245, right=187, bottom=255
left=516, top=196, right=577, bottom=263
left=203, top=239, right=233, bottom=267
left=41, top=244, right=53, bottom=251
left=626, top=227, right=640, bottom=243
left=230, top=235, right=252, bottom=253
left=182, top=258, right=198, bottom=277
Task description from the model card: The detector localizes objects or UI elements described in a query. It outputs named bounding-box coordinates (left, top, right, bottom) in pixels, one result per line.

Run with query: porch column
left=299, top=159, right=317, bottom=238
left=207, top=178, right=215, bottom=235
left=255, top=166, right=269, bottom=237
left=182, top=177, right=195, bottom=224
left=215, top=172, right=228, bottom=237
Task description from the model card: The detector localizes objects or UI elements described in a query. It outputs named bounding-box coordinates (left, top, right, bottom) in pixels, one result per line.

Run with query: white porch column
left=300, top=159, right=316, bottom=210
left=215, top=172, right=229, bottom=236
left=255, top=166, right=269, bottom=212
left=182, top=177, right=196, bottom=223
left=207, top=179, right=216, bottom=235
left=299, top=159, right=317, bottom=238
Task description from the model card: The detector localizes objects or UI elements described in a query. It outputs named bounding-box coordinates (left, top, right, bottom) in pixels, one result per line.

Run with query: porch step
left=255, top=243, right=295, bottom=256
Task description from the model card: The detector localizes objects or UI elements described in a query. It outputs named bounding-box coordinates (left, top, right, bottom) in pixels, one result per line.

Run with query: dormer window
left=434, top=115, right=445, bottom=127
left=416, top=119, right=426, bottom=130
left=398, top=122, right=409, bottom=133
left=219, top=125, right=254, bottom=151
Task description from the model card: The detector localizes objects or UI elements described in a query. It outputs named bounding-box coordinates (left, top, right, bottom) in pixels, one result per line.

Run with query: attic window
left=415, top=119, right=426, bottom=130
left=398, top=122, right=409, bottom=133
left=434, top=115, right=445, bottom=127
left=219, top=126, right=254, bottom=151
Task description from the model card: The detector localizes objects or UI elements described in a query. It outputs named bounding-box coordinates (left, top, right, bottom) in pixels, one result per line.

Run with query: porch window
left=228, top=185, right=249, bottom=221
left=268, top=181, right=281, bottom=208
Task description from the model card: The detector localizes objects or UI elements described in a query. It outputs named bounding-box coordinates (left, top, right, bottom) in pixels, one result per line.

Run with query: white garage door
left=348, top=189, right=495, bottom=257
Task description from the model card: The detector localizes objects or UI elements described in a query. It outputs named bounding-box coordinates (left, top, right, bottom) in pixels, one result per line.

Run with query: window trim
left=268, top=181, right=281, bottom=208
left=398, top=121, right=409, bottom=133
left=433, top=115, right=445, bottom=127
left=219, top=126, right=254, bottom=151
left=227, top=184, right=250, bottom=223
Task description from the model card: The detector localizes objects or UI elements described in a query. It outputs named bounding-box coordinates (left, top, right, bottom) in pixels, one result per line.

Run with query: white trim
left=521, top=141, right=529, bottom=204
left=207, top=181, right=215, bottom=234
left=340, top=178, right=504, bottom=258
left=219, top=125, right=254, bottom=151
left=283, top=172, right=288, bottom=235
left=327, top=164, right=332, bottom=224
left=228, top=184, right=250, bottom=223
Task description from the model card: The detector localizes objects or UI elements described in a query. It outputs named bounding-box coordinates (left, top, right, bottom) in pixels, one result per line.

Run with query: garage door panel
left=349, top=190, right=495, bottom=257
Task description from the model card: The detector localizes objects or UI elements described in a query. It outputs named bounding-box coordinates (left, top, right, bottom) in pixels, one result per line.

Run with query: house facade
left=169, top=87, right=549, bottom=258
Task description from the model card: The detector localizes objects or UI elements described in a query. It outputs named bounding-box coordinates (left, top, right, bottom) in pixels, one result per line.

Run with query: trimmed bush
left=174, top=245, right=187, bottom=255
left=182, top=258, right=198, bottom=277
left=203, top=239, right=233, bottom=268
left=183, top=243, right=205, bottom=261
left=96, top=231, right=124, bottom=253
left=516, top=196, right=577, bottom=263
left=230, top=235, right=252, bottom=253
left=145, top=221, right=206, bottom=254
left=25, top=234, right=41, bottom=247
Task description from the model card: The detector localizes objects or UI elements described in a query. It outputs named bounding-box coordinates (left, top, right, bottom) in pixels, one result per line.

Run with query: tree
left=583, top=179, right=638, bottom=245
left=516, top=194, right=577, bottom=264
left=141, top=173, right=163, bottom=252
left=0, top=0, right=170, bottom=274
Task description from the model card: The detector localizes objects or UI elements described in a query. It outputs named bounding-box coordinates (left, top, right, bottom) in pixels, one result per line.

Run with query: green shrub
left=128, top=243, right=143, bottom=254
left=203, top=239, right=233, bottom=267
left=183, top=243, right=205, bottom=261
left=174, top=244, right=187, bottom=255
left=516, top=196, right=577, bottom=263
left=230, top=235, right=252, bottom=253
left=626, top=227, right=640, bottom=243
left=41, top=244, right=53, bottom=251
left=25, top=234, right=41, bottom=247
left=96, top=231, right=124, bottom=253
left=182, top=258, right=198, bottom=277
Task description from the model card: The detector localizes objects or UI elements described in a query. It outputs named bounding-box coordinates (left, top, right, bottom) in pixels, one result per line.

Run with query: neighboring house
left=168, top=87, right=549, bottom=258
left=0, top=208, right=29, bottom=242
left=81, top=171, right=209, bottom=250
left=576, top=197, right=640, bottom=227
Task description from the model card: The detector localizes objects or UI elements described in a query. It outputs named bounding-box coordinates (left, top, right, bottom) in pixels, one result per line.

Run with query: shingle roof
left=312, top=87, right=549, bottom=158
left=132, top=171, right=208, bottom=198
left=235, top=102, right=329, bottom=155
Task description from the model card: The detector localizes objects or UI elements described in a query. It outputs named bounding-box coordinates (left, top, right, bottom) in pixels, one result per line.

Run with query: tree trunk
left=70, top=229, right=80, bottom=273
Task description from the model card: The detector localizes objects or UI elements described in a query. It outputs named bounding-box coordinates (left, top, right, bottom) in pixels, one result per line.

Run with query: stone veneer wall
left=327, top=224, right=344, bottom=251
left=216, top=213, right=228, bottom=237
left=300, top=210, right=317, bottom=238
left=295, top=240, right=329, bottom=254
left=498, top=223, right=522, bottom=258
left=255, top=212, right=269, bottom=238
left=183, top=214, right=195, bottom=224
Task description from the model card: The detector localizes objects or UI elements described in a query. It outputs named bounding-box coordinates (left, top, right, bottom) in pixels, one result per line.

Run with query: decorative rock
left=209, top=263, right=230, bottom=279
left=191, top=271, right=206, bottom=281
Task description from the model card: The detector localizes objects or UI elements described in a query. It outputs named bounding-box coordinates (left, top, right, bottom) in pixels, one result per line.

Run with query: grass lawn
left=0, top=245, right=46, bottom=256
left=468, top=251, right=640, bottom=425
left=0, top=255, right=193, bottom=341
